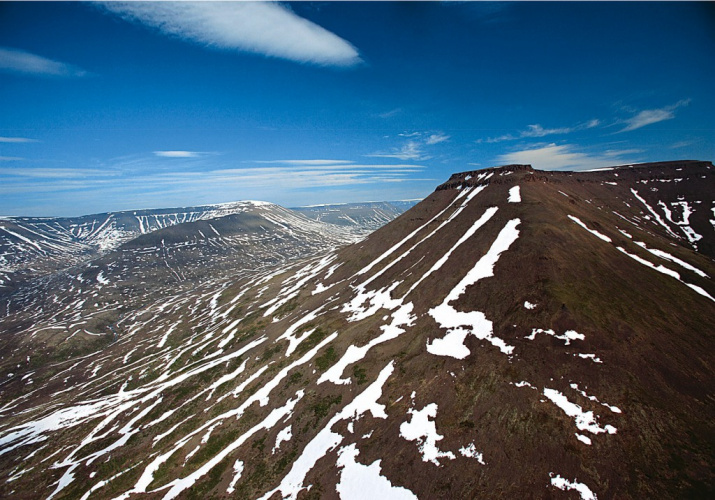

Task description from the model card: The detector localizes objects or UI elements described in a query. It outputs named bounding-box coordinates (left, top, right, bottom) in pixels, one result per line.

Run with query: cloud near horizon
left=619, top=99, right=691, bottom=132
left=252, top=159, right=355, bottom=166
left=0, top=47, right=89, bottom=78
left=100, top=1, right=361, bottom=67
left=495, top=143, right=640, bottom=171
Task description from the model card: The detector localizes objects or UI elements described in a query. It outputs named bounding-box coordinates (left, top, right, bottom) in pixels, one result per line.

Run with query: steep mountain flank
left=0, top=161, right=712, bottom=499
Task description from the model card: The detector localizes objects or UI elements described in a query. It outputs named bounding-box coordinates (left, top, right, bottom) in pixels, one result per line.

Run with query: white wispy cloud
left=0, top=156, right=23, bottom=161
left=369, top=131, right=450, bottom=161
left=367, top=140, right=426, bottom=161
left=0, top=136, right=39, bottom=143
left=378, top=108, right=402, bottom=119
left=0, top=167, right=116, bottom=178
left=0, top=47, right=89, bottom=78
left=495, top=143, right=640, bottom=171
left=154, top=151, right=202, bottom=158
left=619, top=99, right=690, bottom=132
left=425, top=133, right=450, bottom=145
left=669, top=140, right=697, bottom=149
left=253, top=159, right=354, bottom=166
left=101, top=1, right=361, bottom=67
left=479, top=119, right=600, bottom=144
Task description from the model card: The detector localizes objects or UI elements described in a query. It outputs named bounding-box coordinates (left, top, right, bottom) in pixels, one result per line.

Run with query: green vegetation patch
left=353, top=365, right=367, bottom=385
left=295, top=327, right=329, bottom=355
left=311, top=394, right=342, bottom=422
left=315, top=346, right=337, bottom=371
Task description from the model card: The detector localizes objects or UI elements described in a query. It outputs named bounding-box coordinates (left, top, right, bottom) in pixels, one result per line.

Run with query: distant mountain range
left=0, top=200, right=418, bottom=293
left=0, top=161, right=712, bottom=499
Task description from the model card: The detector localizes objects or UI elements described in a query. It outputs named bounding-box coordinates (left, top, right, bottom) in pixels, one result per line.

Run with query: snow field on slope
left=427, top=218, right=521, bottom=358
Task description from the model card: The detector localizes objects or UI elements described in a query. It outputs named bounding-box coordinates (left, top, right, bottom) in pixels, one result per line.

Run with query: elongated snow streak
left=79, top=462, right=141, bottom=500
left=633, top=241, right=708, bottom=278
left=630, top=189, right=679, bottom=238
left=160, top=392, right=304, bottom=500
left=260, top=361, right=395, bottom=500
left=360, top=186, right=487, bottom=291
left=403, top=206, right=498, bottom=299
left=616, top=247, right=714, bottom=302
left=156, top=322, right=179, bottom=349
left=336, top=443, right=418, bottom=499
left=525, top=328, right=584, bottom=345
left=550, top=473, right=598, bottom=500
left=427, top=219, right=521, bottom=358
left=320, top=303, right=415, bottom=385
left=276, top=303, right=329, bottom=356
left=508, top=186, right=521, bottom=203
left=399, top=401, right=456, bottom=466
left=118, top=333, right=336, bottom=499
left=355, top=186, right=476, bottom=277
left=0, top=337, right=266, bottom=498
left=543, top=388, right=616, bottom=435
left=568, top=216, right=612, bottom=243
left=570, top=383, right=621, bottom=413
left=226, top=460, right=244, bottom=494
left=261, top=254, right=336, bottom=317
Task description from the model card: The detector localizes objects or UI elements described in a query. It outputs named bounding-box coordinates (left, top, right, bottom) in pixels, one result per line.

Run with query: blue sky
left=0, top=1, right=713, bottom=217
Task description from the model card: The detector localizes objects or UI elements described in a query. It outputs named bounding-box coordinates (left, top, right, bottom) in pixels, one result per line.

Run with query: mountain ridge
left=0, top=159, right=712, bottom=499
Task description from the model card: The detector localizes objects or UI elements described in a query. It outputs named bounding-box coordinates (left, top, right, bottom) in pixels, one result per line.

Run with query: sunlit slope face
left=0, top=162, right=713, bottom=499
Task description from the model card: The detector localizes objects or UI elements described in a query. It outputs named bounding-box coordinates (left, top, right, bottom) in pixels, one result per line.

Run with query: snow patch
left=427, top=219, right=521, bottom=358
left=550, top=473, right=598, bottom=500
left=526, top=328, right=584, bottom=345
left=336, top=443, right=417, bottom=500
left=568, top=216, right=611, bottom=243
left=543, top=388, right=617, bottom=435
left=272, top=425, right=293, bottom=454
left=399, top=400, right=456, bottom=466
left=458, top=443, right=485, bottom=464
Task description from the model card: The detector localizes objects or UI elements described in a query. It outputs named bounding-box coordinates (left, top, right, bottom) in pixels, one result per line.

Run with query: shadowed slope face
left=0, top=162, right=712, bottom=499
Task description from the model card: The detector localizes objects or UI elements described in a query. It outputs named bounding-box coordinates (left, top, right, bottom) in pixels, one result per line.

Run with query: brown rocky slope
left=0, top=160, right=712, bottom=499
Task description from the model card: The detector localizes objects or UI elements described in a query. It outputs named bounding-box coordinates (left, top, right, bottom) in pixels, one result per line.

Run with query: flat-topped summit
left=439, top=159, right=713, bottom=191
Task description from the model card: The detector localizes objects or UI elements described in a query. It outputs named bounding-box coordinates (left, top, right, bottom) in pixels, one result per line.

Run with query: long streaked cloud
left=0, top=156, right=427, bottom=195
left=0, top=167, right=117, bottom=179
left=495, top=143, right=640, bottom=171
left=100, top=1, right=361, bottom=67
left=253, top=159, right=355, bottom=166
left=154, top=150, right=203, bottom=158
left=619, top=99, right=690, bottom=132
left=479, top=119, right=600, bottom=144
left=0, top=136, right=39, bottom=143
left=0, top=47, right=89, bottom=78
